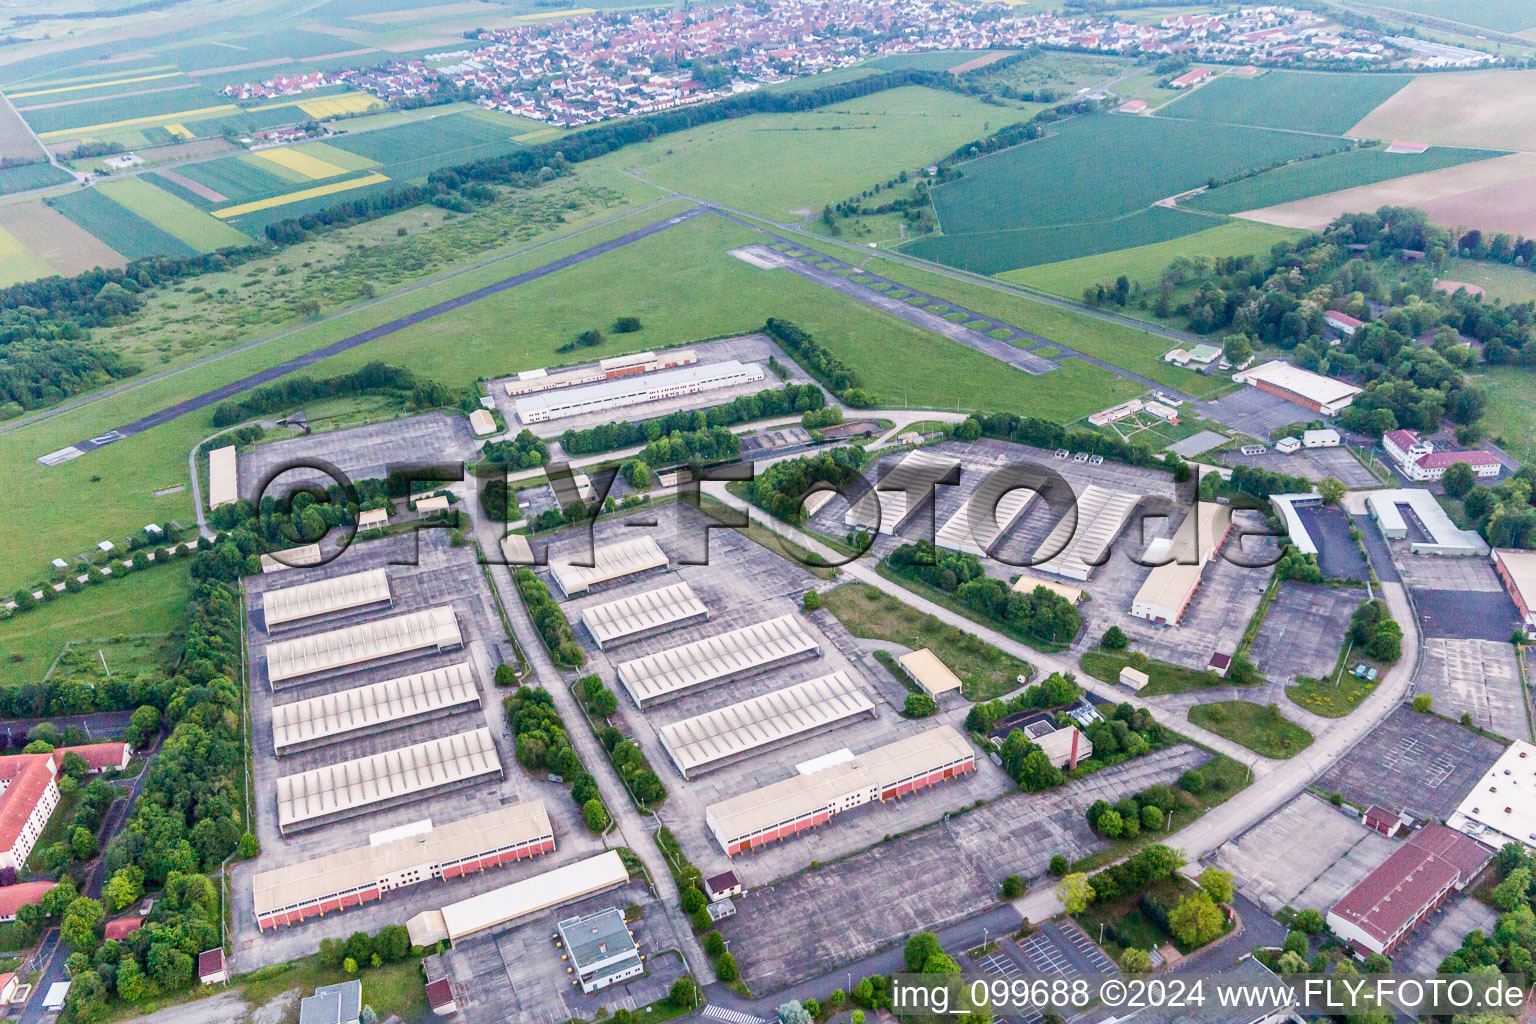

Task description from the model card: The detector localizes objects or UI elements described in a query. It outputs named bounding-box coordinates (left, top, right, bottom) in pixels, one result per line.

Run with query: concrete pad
left=1417, top=638, right=1528, bottom=739
left=1247, top=582, right=1363, bottom=684
left=1395, top=894, right=1496, bottom=972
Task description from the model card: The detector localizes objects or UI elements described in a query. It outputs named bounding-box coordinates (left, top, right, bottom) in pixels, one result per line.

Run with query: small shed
left=705, top=870, right=743, bottom=902
left=898, top=648, right=964, bottom=699
left=1119, top=666, right=1150, bottom=691
left=198, top=948, right=228, bottom=986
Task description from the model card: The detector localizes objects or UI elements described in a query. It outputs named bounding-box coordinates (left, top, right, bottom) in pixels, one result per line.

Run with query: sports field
left=1002, top=220, right=1303, bottom=298
left=1183, top=144, right=1505, bottom=215
left=1158, top=70, right=1414, bottom=135
left=0, top=161, right=72, bottom=195
left=47, top=187, right=200, bottom=259
left=96, top=177, right=252, bottom=252
left=1348, top=70, right=1536, bottom=150
left=609, top=86, right=1009, bottom=221
left=910, top=113, right=1340, bottom=273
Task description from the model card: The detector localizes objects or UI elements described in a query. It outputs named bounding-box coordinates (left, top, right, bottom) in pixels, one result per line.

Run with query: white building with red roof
left=0, top=880, right=57, bottom=921
left=1327, top=824, right=1491, bottom=955
left=0, top=743, right=129, bottom=883
left=1383, top=429, right=1502, bottom=482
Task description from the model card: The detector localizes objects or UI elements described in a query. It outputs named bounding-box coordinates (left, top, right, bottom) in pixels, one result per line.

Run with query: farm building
left=1232, top=361, right=1362, bottom=415
left=615, top=614, right=820, bottom=709
left=934, top=468, right=1043, bottom=556
left=1448, top=740, right=1536, bottom=851
left=261, top=568, right=393, bottom=631
left=1130, top=499, right=1234, bottom=624
left=657, top=672, right=875, bottom=779
left=208, top=445, right=238, bottom=508
left=1492, top=548, right=1536, bottom=632
left=1365, top=489, right=1488, bottom=556
left=275, top=728, right=502, bottom=835
left=558, top=908, right=643, bottom=993
left=845, top=448, right=958, bottom=536
left=549, top=536, right=669, bottom=598
left=1326, top=825, right=1491, bottom=955
left=579, top=581, right=708, bottom=650
left=406, top=849, right=629, bottom=947
left=1170, top=67, right=1214, bottom=87
left=1032, top=484, right=1141, bottom=581
left=264, top=606, right=463, bottom=688
left=253, top=801, right=554, bottom=930
left=705, top=725, right=976, bottom=855
left=514, top=360, right=763, bottom=424
left=1383, top=429, right=1501, bottom=482
left=270, top=662, right=481, bottom=756
left=898, top=648, right=964, bottom=699
left=1119, top=99, right=1148, bottom=114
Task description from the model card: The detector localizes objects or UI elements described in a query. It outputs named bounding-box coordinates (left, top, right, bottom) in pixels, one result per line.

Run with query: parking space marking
left=1058, top=921, right=1118, bottom=973
left=978, top=951, right=1020, bottom=977
left=1023, top=935, right=1071, bottom=974
left=1425, top=753, right=1457, bottom=788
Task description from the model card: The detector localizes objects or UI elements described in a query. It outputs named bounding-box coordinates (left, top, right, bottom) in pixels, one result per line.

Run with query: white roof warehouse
left=514, top=360, right=764, bottom=424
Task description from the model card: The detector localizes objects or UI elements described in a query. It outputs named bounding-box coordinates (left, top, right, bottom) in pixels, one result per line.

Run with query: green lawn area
left=1473, top=365, right=1536, bottom=465
left=1003, top=220, right=1302, bottom=298
left=44, top=631, right=183, bottom=692
left=1070, top=753, right=1250, bottom=872
left=1286, top=670, right=1379, bottom=718
left=967, top=51, right=1137, bottom=96
left=821, top=581, right=1033, bottom=701
left=1112, top=70, right=1187, bottom=109
left=1437, top=256, right=1536, bottom=304
left=1188, top=700, right=1313, bottom=759
left=1079, top=648, right=1222, bottom=696
left=24, top=787, right=83, bottom=873
left=1156, top=70, right=1415, bottom=134
left=608, top=86, right=1011, bottom=221
left=0, top=559, right=192, bottom=687
left=112, top=954, right=426, bottom=1023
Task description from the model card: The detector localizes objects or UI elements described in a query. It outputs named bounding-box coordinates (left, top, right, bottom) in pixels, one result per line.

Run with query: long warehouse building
left=705, top=726, right=976, bottom=856
left=515, top=360, right=764, bottom=424
left=1129, top=500, right=1234, bottom=624
left=208, top=445, right=238, bottom=509
left=580, top=581, right=708, bottom=650
left=1033, top=485, right=1140, bottom=581
left=265, top=606, right=462, bottom=689
left=549, top=536, right=670, bottom=598
left=407, top=849, right=629, bottom=947
left=276, top=728, right=502, bottom=835
left=271, top=662, right=481, bottom=756
left=253, top=801, right=554, bottom=930
left=845, top=449, right=958, bottom=536
left=616, top=614, right=820, bottom=709
left=935, top=469, right=1044, bottom=556
left=658, top=671, right=875, bottom=779
left=262, top=568, right=393, bottom=631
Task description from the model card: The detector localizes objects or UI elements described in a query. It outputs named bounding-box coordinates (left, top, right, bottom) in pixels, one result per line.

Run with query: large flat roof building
left=1365, top=488, right=1489, bottom=556
left=935, top=470, right=1042, bottom=556
left=549, top=536, right=669, bottom=598
left=1493, top=549, right=1536, bottom=631
left=844, top=449, right=957, bottom=536
left=1448, top=739, right=1536, bottom=851
left=616, top=614, right=820, bottom=709
left=580, top=582, right=708, bottom=650
left=407, top=849, right=629, bottom=947
left=515, top=360, right=763, bottom=424
left=1232, top=360, right=1362, bottom=416
left=1327, top=824, right=1491, bottom=955
left=271, top=662, right=481, bottom=756
left=1033, top=485, right=1141, bottom=581
left=254, top=801, right=554, bottom=930
left=657, top=671, right=875, bottom=779
left=558, top=908, right=643, bottom=993
left=276, top=728, right=502, bottom=835
left=262, top=568, right=393, bottom=631
left=1129, top=500, right=1234, bottom=624
left=208, top=445, right=238, bottom=509
left=705, top=726, right=976, bottom=856
left=265, top=606, right=463, bottom=689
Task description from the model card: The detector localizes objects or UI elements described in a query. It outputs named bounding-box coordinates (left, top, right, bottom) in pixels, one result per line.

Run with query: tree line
left=887, top=540, right=1083, bottom=646
left=763, top=318, right=875, bottom=407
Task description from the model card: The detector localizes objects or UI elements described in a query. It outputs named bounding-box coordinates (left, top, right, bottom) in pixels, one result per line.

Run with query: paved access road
left=45, top=206, right=707, bottom=462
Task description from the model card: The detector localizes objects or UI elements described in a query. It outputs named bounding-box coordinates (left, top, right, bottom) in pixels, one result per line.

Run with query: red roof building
left=0, top=880, right=57, bottom=921
left=198, top=948, right=228, bottom=986
left=1324, top=310, right=1364, bottom=335
left=1326, top=825, right=1490, bottom=955
left=1382, top=429, right=1502, bottom=482
left=105, top=917, right=144, bottom=941
left=0, top=743, right=129, bottom=881
left=1170, top=67, right=1213, bottom=88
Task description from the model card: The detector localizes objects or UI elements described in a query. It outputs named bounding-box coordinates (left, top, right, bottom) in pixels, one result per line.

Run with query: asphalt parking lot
left=1313, top=705, right=1505, bottom=821
left=1293, top=504, right=1368, bottom=581
left=714, top=745, right=1206, bottom=992
left=1412, top=588, right=1523, bottom=641
left=1246, top=582, right=1363, bottom=684
left=1212, top=793, right=1395, bottom=914
left=1395, top=894, right=1496, bottom=973
left=1417, top=638, right=1528, bottom=738
left=238, top=411, right=480, bottom=501
left=1199, top=389, right=1303, bottom=439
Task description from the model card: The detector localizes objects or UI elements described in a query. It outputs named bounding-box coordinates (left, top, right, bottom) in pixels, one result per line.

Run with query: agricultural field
left=0, top=91, right=46, bottom=163
left=1347, top=69, right=1536, bottom=150
left=908, top=113, right=1341, bottom=273
left=0, top=221, right=55, bottom=286
left=0, top=160, right=71, bottom=195
left=1003, top=220, right=1303, bottom=298
left=46, top=186, right=200, bottom=259
left=324, top=109, right=527, bottom=181
left=96, top=176, right=251, bottom=252
left=608, top=85, right=1010, bottom=221
left=1348, top=0, right=1536, bottom=34
left=0, top=198, right=125, bottom=278
left=966, top=50, right=1139, bottom=97
left=1234, top=151, right=1536, bottom=237
left=1158, top=70, right=1414, bottom=135
left=1182, top=143, right=1505, bottom=215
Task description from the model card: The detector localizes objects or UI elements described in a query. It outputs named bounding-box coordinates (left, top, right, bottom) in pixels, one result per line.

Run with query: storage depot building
left=253, top=801, right=555, bottom=930
left=615, top=614, right=820, bottom=709
left=549, top=536, right=669, bottom=598
left=897, top=648, right=963, bottom=699
left=580, top=581, right=708, bottom=650
left=262, top=568, right=393, bottom=631
left=934, top=470, right=1041, bottom=557
left=276, top=728, right=502, bottom=835
left=1129, top=500, right=1234, bottom=624
left=271, top=662, right=481, bottom=756
left=657, top=671, right=875, bottom=779
left=844, top=449, right=958, bottom=536
left=1232, top=360, right=1362, bottom=416
left=705, top=726, right=976, bottom=855
left=1327, top=825, right=1491, bottom=955
left=1032, top=485, right=1141, bottom=581
left=407, top=849, right=630, bottom=946
left=207, top=445, right=239, bottom=509
left=1448, top=739, right=1536, bottom=851
left=265, top=606, right=463, bottom=689
left=1493, top=548, right=1536, bottom=632
left=514, top=360, right=763, bottom=424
